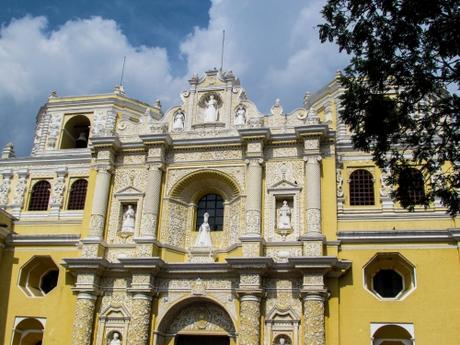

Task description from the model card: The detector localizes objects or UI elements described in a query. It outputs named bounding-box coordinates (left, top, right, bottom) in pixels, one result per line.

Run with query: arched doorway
left=155, top=298, right=236, bottom=345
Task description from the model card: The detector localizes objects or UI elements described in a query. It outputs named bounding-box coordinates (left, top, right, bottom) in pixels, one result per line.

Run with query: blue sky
left=0, top=0, right=348, bottom=156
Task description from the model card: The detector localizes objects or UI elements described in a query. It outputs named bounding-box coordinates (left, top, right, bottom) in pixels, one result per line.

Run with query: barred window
left=349, top=169, right=375, bottom=206
left=28, top=180, right=51, bottom=211
left=196, top=194, right=224, bottom=231
left=399, top=168, right=425, bottom=205
left=67, top=179, right=88, bottom=210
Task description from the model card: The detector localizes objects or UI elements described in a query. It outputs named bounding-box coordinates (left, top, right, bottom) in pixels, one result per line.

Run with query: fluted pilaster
left=305, top=155, right=322, bottom=235
left=245, top=158, right=263, bottom=235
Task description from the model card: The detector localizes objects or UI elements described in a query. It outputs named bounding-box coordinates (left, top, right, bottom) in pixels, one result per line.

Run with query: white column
left=245, top=158, right=263, bottom=235
left=140, top=164, right=163, bottom=239
left=305, top=155, right=322, bottom=235
left=89, top=167, right=112, bottom=238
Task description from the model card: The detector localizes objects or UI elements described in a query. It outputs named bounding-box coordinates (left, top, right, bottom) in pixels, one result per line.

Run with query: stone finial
left=304, top=92, right=311, bottom=108
left=154, top=99, right=161, bottom=109
left=49, top=90, right=58, bottom=99
left=1, top=142, right=15, bottom=160
left=114, top=85, right=125, bottom=96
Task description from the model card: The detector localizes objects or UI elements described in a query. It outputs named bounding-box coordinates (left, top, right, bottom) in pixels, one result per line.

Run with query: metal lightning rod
left=220, top=30, right=225, bottom=72
left=119, top=56, right=126, bottom=86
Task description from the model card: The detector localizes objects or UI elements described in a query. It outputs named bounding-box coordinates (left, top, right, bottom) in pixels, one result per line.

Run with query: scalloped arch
left=169, top=170, right=241, bottom=202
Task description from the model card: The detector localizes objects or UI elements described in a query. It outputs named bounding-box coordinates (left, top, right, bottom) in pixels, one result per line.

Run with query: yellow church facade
left=0, top=70, right=459, bottom=345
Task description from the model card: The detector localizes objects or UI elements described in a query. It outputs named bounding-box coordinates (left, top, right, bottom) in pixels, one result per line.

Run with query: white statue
left=278, top=200, right=291, bottom=229
left=203, top=95, right=218, bottom=122
left=109, top=332, right=121, bottom=345
left=172, top=110, right=185, bottom=131
left=195, top=212, right=212, bottom=247
left=122, top=205, right=135, bottom=232
left=276, top=337, right=286, bottom=345
left=235, top=105, right=246, bottom=125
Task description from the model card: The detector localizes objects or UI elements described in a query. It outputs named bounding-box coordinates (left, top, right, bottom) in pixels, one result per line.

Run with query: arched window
left=60, top=115, right=90, bottom=149
left=398, top=168, right=425, bottom=205
left=349, top=169, right=375, bottom=205
left=196, top=194, right=224, bottom=231
left=67, top=179, right=88, bottom=210
left=28, top=181, right=51, bottom=211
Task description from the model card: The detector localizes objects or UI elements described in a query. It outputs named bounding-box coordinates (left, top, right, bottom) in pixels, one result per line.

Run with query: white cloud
left=0, top=1, right=348, bottom=155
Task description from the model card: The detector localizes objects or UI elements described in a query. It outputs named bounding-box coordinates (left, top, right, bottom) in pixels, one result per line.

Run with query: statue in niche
left=121, top=205, right=135, bottom=232
left=204, top=94, right=219, bottom=122
left=172, top=110, right=185, bottom=131
left=108, top=332, right=121, bottom=345
left=195, top=212, right=212, bottom=247
left=234, top=105, right=246, bottom=125
left=278, top=200, right=292, bottom=229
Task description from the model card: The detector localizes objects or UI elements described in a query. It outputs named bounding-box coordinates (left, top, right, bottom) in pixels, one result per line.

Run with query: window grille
left=349, top=169, right=375, bottom=206
left=67, top=179, right=88, bottom=210
left=196, top=194, right=224, bottom=231
left=28, top=180, right=51, bottom=211
left=399, top=168, right=425, bottom=204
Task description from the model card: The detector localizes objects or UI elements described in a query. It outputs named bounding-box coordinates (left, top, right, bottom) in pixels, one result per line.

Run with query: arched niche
left=154, top=297, right=236, bottom=345
left=11, top=317, right=45, bottom=345
left=371, top=323, right=414, bottom=345
left=60, top=114, right=91, bottom=149
left=265, top=307, right=300, bottom=345
left=95, top=304, right=131, bottom=345
left=162, top=170, right=242, bottom=251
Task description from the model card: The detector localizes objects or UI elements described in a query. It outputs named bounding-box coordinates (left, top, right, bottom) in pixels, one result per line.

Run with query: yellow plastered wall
left=335, top=246, right=460, bottom=345
left=0, top=247, right=80, bottom=345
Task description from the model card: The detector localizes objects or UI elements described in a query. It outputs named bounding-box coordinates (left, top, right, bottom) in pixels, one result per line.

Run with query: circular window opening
left=373, top=269, right=403, bottom=298
left=40, top=270, right=59, bottom=294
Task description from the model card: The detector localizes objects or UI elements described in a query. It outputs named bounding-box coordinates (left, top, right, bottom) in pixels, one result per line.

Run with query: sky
left=0, top=0, right=349, bottom=156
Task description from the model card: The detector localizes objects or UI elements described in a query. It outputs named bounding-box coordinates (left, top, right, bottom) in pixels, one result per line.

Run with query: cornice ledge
left=172, top=136, right=242, bottom=147
left=8, top=233, right=80, bottom=246
left=118, top=257, right=164, bottom=271
left=90, top=136, right=121, bottom=150
left=226, top=257, right=274, bottom=271
left=294, top=124, right=330, bottom=138
left=61, top=257, right=111, bottom=272
left=337, top=230, right=458, bottom=243
left=238, top=127, right=271, bottom=141
left=139, top=133, right=172, bottom=146
left=163, top=262, right=230, bottom=274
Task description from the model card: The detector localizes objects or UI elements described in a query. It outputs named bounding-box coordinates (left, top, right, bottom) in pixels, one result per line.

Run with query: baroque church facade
left=0, top=69, right=459, bottom=345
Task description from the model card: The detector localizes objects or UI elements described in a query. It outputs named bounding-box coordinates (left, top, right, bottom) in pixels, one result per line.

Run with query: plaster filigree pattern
left=240, top=274, right=260, bottom=287
left=13, top=175, right=27, bottom=206
left=0, top=175, right=11, bottom=206
left=71, top=297, right=96, bottom=345
left=47, top=113, right=62, bottom=149
left=306, top=209, right=321, bottom=234
left=89, top=214, right=105, bottom=237
left=127, top=297, right=152, bottom=345
left=163, top=202, right=187, bottom=247
left=336, top=169, right=344, bottom=197
left=50, top=175, right=66, bottom=207
left=166, top=149, right=242, bottom=163
left=239, top=297, right=260, bottom=345
left=303, top=298, right=325, bottom=345
left=116, top=154, right=145, bottom=166
left=246, top=210, right=261, bottom=234
left=266, top=161, right=304, bottom=188
left=265, top=279, right=301, bottom=316
left=266, top=247, right=302, bottom=263
left=167, top=302, right=235, bottom=334
left=268, top=146, right=300, bottom=159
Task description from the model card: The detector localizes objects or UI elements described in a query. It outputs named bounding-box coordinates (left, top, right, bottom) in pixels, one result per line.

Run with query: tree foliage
left=319, top=0, right=460, bottom=215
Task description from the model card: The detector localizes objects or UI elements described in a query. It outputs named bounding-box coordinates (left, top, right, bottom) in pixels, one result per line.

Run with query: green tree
left=319, top=0, right=460, bottom=215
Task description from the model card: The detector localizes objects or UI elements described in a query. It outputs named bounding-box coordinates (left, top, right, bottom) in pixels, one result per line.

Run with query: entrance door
left=175, top=335, right=229, bottom=345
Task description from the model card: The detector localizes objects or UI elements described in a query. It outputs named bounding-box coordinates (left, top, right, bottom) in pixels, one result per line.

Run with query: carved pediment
left=268, top=179, right=302, bottom=192
left=114, top=186, right=144, bottom=198
left=266, top=306, right=300, bottom=322
left=99, top=304, right=131, bottom=321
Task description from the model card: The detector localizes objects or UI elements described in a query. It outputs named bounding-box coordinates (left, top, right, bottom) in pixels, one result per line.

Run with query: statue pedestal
left=189, top=247, right=215, bottom=263
left=276, top=227, right=293, bottom=240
